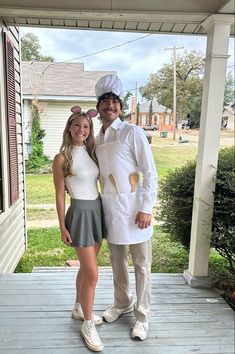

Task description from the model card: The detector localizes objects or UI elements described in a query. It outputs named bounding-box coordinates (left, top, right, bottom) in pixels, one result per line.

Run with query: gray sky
left=20, top=27, right=234, bottom=98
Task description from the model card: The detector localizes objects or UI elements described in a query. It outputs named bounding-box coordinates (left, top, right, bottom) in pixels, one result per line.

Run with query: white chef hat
left=95, top=74, right=123, bottom=98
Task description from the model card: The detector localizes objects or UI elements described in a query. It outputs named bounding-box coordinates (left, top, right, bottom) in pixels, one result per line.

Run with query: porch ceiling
left=0, top=0, right=234, bottom=36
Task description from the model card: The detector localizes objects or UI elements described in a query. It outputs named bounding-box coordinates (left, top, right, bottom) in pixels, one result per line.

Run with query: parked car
left=142, top=124, right=159, bottom=131
left=181, top=119, right=191, bottom=129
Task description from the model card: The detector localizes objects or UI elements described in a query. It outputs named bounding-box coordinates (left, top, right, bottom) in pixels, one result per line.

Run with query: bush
left=158, top=160, right=196, bottom=248
left=159, top=146, right=235, bottom=273
left=209, top=250, right=235, bottom=309
left=212, top=147, right=235, bottom=273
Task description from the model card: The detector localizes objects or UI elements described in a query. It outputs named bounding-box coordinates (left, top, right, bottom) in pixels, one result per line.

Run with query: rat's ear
left=87, top=109, right=98, bottom=118
left=71, top=106, right=82, bottom=113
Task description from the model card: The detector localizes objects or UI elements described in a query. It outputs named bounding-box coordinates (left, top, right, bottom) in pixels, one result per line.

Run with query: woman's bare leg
left=75, top=243, right=101, bottom=320
left=75, top=242, right=101, bottom=304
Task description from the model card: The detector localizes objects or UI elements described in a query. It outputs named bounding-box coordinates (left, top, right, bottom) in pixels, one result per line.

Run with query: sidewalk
left=27, top=203, right=58, bottom=228
left=27, top=204, right=56, bottom=209
left=27, top=219, right=59, bottom=228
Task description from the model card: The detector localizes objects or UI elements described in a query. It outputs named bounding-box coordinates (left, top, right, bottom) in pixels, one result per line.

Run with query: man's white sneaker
left=72, top=303, right=103, bottom=325
left=131, top=321, right=149, bottom=341
left=103, top=302, right=134, bottom=322
left=81, top=320, right=103, bottom=352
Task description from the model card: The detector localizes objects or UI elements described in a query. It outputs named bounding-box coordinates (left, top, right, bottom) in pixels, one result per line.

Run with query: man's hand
left=135, top=212, right=152, bottom=229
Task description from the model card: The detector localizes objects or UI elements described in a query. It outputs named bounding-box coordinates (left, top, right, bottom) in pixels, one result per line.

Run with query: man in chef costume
left=95, top=74, right=158, bottom=341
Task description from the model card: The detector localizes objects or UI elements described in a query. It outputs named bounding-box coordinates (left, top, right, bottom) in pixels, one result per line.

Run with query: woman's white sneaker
left=131, top=320, right=149, bottom=341
left=72, top=303, right=103, bottom=325
left=81, top=320, right=103, bottom=352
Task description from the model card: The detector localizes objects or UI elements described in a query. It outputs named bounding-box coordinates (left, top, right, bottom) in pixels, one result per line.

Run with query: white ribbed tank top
left=65, top=145, right=99, bottom=200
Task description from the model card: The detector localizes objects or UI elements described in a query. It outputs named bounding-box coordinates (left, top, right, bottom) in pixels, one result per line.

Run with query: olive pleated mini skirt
left=65, top=197, right=107, bottom=247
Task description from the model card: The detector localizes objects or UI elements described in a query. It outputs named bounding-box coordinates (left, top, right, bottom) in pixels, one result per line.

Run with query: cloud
left=20, top=27, right=234, bottom=96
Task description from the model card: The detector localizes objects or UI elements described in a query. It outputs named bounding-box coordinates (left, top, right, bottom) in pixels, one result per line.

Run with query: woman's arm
left=52, top=153, right=72, bottom=245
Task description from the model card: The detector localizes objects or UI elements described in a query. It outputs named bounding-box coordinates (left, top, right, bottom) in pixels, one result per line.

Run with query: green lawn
left=15, top=225, right=231, bottom=296
left=26, top=174, right=55, bottom=204
left=26, top=129, right=232, bottom=204
left=15, top=226, right=189, bottom=273
left=26, top=144, right=198, bottom=204
left=152, top=145, right=197, bottom=179
left=26, top=174, right=70, bottom=205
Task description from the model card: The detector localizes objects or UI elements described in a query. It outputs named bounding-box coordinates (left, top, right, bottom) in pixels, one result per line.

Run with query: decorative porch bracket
left=184, top=14, right=234, bottom=288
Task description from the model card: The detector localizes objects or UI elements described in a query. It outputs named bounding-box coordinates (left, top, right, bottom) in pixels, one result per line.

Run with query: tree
left=26, top=103, right=50, bottom=172
left=140, top=50, right=204, bottom=127
left=224, top=71, right=235, bottom=106
left=148, top=100, right=153, bottom=124
left=136, top=102, right=140, bottom=126
left=120, top=91, right=133, bottom=120
left=122, top=91, right=133, bottom=113
left=21, top=33, right=54, bottom=62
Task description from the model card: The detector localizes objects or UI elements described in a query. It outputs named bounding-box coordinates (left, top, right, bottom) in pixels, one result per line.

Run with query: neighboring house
left=22, top=62, right=116, bottom=160
left=138, top=99, right=173, bottom=131
left=222, top=105, right=234, bottom=130
left=0, top=27, right=26, bottom=273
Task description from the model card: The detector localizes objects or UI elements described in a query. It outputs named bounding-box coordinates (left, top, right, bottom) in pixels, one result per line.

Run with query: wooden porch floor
left=0, top=267, right=234, bottom=354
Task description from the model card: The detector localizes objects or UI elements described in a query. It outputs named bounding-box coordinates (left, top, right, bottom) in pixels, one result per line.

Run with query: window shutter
left=0, top=144, right=2, bottom=212
left=4, top=32, right=19, bottom=205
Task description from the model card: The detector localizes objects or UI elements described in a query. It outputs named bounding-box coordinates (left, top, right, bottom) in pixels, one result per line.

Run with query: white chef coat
left=96, top=118, right=158, bottom=244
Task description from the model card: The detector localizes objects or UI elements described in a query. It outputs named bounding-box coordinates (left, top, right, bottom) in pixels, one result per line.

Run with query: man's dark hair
left=96, top=92, right=123, bottom=110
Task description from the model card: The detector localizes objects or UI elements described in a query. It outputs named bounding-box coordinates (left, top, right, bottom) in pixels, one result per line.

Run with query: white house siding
left=33, top=100, right=101, bottom=160
left=222, top=107, right=234, bottom=130
left=0, top=26, right=26, bottom=273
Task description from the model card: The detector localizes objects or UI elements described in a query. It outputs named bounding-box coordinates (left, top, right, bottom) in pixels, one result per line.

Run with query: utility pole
left=135, top=82, right=138, bottom=125
left=165, top=46, right=184, bottom=140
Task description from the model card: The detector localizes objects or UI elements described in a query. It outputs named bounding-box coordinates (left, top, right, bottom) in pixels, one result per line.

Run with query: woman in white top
left=53, top=106, right=106, bottom=352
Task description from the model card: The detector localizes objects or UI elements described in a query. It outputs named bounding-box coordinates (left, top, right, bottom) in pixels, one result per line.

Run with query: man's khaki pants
left=108, top=239, right=152, bottom=323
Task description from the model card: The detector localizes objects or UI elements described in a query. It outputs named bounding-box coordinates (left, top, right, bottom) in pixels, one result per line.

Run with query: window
left=141, top=115, right=147, bottom=125
left=154, top=114, right=159, bottom=125
left=164, top=114, right=170, bottom=125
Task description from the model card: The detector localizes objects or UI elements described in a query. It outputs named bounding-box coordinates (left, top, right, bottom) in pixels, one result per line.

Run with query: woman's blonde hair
left=60, top=112, right=97, bottom=176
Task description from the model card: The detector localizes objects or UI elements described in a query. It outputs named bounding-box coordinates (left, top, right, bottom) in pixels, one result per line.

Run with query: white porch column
left=184, top=15, right=233, bottom=287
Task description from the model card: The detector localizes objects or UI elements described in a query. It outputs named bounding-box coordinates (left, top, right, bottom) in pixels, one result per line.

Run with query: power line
left=41, top=33, right=153, bottom=75
left=65, top=34, right=153, bottom=62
